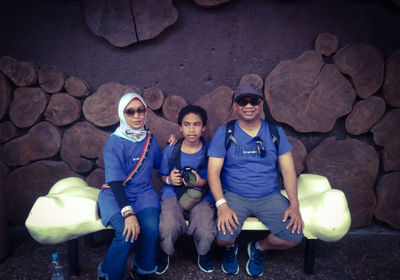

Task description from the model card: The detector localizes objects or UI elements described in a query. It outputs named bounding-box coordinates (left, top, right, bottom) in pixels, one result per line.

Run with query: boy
left=156, top=105, right=216, bottom=274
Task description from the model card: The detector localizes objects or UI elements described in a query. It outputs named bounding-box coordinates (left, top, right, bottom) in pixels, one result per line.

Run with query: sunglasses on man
left=235, top=97, right=261, bottom=107
left=124, top=107, right=146, bottom=116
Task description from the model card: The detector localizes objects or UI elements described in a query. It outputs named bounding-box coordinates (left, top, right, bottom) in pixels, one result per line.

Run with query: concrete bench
left=26, top=174, right=351, bottom=277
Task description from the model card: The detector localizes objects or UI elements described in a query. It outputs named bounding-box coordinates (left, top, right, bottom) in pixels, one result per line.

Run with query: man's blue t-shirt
left=98, top=134, right=162, bottom=226
left=158, top=140, right=214, bottom=204
left=207, top=119, right=293, bottom=199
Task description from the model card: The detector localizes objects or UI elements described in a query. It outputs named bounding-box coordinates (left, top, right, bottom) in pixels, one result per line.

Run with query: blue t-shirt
left=98, top=134, right=162, bottom=226
left=207, top=120, right=293, bottom=199
left=158, top=140, right=214, bottom=204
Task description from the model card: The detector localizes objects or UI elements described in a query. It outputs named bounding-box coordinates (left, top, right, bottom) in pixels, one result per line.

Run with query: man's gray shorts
left=217, top=190, right=303, bottom=242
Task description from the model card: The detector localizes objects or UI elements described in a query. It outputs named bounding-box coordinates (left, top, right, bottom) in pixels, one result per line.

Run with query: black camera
left=181, top=166, right=197, bottom=185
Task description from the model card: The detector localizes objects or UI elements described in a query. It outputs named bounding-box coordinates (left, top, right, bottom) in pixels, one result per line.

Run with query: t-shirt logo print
left=235, top=146, right=258, bottom=157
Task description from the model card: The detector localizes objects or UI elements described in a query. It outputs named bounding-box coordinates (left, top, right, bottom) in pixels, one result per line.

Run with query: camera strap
left=168, top=137, right=207, bottom=172
left=102, top=132, right=152, bottom=189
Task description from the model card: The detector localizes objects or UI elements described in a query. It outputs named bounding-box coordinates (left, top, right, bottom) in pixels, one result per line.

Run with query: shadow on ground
left=0, top=224, right=399, bottom=280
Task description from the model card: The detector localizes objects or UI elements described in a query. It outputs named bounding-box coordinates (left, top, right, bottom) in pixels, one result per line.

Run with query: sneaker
left=221, top=244, right=239, bottom=275
left=246, top=241, right=265, bottom=277
left=130, top=270, right=140, bottom=280
left=130, top=255, right=153, bottom=279
left=198, top=249, right=215, bottom=273
left=130, top=270, right=151, bottom=280
left=155, top=249, right=169, bottom=275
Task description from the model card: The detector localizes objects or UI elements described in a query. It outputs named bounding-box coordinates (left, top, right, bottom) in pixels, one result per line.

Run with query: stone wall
left=0, top=31, right=399, bottom=230
left=0, top=0, right=399, bottom=231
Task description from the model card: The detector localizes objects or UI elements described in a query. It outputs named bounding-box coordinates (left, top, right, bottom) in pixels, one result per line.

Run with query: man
left=207, top=83, right=304, bottom=277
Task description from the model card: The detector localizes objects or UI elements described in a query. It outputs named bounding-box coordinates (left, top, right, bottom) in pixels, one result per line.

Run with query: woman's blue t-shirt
left=98, top=134, right=162, bottom=226
left=158, top=140, right=214, bottom=204
left=207, top=120, right=292, bottom=199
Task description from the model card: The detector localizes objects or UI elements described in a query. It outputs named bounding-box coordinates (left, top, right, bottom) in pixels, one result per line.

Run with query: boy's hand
left=169, top=168, right=183, bottom=186
left=183, top=170, right=204, bottom=187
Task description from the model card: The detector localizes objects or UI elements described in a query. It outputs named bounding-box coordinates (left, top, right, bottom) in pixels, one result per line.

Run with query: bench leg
left=84, top=232, right=95, bottom=246
left=67, top=238, right=80, bottom=277
left=304, top=238, right=316, bottom=274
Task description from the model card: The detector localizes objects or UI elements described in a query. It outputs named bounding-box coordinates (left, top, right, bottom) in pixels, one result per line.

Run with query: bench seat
left=26, top=174, right=351, bottom=277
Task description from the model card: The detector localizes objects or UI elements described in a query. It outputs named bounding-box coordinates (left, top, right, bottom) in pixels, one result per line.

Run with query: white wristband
left=166, top=176, right=170, bottom=185
left=121, top=205, right=133, bottom=216
left=215, top=198, right=227, bottom=208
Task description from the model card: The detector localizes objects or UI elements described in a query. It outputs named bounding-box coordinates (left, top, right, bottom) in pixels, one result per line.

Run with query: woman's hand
left=123, top=212, right=140, bottom=243
left=168, top=134, right=178, bottom=146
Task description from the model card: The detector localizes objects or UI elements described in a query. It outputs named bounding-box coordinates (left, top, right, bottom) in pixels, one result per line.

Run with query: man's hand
left=217, top=203, right=239, bottom=235
left=283, top=205, right=304, bottom=234
left=123, top=214, right=140, bottom=242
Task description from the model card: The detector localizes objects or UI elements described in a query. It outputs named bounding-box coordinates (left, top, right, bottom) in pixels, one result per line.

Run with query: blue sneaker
left=198, top=249, right=214, bottom=273
left=221, top=244, right=239, bottom=275
left=246, top=241, right=265, bottom=277
left=155, top=249, right=169, bottom=275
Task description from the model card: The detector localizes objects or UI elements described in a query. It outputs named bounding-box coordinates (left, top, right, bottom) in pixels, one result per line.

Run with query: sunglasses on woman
left=124, top=107, right=146, bottom=116
left=236, top=97, right=261, bottom=107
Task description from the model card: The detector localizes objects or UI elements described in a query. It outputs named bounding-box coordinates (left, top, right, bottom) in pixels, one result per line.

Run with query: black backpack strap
left=267, top=121, right=280, bottom=152
left=225, top=120, right=239, bottom=150
left=267, top=121, right=283, bottom=188
left=226, top=120, right=279, bottom=152
left=168, top=138, right=184, bottom=172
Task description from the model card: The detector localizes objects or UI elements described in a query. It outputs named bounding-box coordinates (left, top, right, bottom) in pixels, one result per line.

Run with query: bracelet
left=215, top=198, right=227, bottom=208
left=124, top=212, right=135, bottom=219
left=121, top=205, right=133, bottom=216
left=166, top=176, right=170, bottom=185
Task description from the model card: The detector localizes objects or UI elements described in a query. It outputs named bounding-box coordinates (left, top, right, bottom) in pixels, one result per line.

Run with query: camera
left=181, top=166, right=197, bottom=185
left=179, top=167, right=206, bottom=210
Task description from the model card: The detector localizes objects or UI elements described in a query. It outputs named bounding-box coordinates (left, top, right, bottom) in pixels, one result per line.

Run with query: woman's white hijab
left=113, top=93, right=148, bottom=143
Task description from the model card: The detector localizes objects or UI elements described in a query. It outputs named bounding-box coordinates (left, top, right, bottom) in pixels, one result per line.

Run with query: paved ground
left=0, top=222, right=399, bottom=280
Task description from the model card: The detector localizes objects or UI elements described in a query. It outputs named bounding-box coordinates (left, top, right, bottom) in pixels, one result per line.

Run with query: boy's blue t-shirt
left=207, top=119, right=293, bottom=199
left=158, top=140, right=214, bottom=203
left=98, top=134, right=162, bottom=226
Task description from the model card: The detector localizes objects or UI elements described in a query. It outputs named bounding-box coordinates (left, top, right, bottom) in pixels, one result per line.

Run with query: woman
left=97, top=93, right=162, bottom=280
